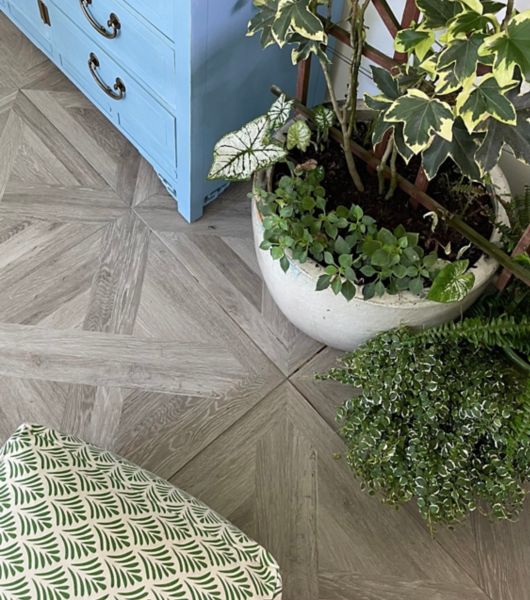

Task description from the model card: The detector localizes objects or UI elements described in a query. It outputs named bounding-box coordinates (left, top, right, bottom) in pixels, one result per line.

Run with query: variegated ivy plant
left=210, top=0, right=530, bottom=191
left=370, top=0, right=530, bottom=190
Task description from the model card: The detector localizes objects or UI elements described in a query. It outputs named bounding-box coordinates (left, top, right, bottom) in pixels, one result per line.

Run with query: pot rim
left=252, top=166, right=511, bottom=309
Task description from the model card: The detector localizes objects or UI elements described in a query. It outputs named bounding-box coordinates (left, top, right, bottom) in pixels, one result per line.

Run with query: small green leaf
left=316, top=274, right=332, bottom=291
left=341, top=281, right=356, bottom=301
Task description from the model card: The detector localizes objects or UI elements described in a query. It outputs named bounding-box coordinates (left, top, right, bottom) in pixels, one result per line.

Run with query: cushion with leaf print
left=0, top=424, right=282, bottom=600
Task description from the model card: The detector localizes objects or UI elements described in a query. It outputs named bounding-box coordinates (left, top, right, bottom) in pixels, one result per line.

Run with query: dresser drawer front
left=121, top=0, right=174, bottom=40
left=59, top=0, right=175, bottom=107
left=6, top=0, right=52, bottom=52
left=49, top=5, right=176, bottom=172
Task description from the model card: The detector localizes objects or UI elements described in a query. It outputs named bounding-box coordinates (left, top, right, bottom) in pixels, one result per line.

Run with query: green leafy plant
left=213, top=0, right=530, bottom=195
left=322, top=312, right=530, bottom=529
left=209, top=1, right=530, bottom=308
left=257, top=168, right=444, bottom=300
left=371, top=1, right=530, bottom=193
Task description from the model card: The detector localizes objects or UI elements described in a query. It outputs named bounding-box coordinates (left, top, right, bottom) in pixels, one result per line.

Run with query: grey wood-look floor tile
left=0, top=12, right=527, bottom=599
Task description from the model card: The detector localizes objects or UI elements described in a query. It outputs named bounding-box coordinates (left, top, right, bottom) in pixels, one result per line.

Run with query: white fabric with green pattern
left=0, top=424, right=282, bottom=599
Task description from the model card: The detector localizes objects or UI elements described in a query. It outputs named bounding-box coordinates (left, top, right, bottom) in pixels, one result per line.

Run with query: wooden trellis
left=293, top=0, right=530, bottom=289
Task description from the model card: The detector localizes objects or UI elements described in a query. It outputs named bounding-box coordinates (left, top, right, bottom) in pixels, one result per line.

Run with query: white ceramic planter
left=252, top=166, right=511, bottom=351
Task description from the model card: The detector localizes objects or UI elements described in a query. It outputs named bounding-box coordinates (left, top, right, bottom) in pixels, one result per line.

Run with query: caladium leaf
left=422, top=118, right=483, bottom=181
left=456, top=74, right=517, bottom=132
left=267, top=94, right=294, bottom=130
left=427, top=260, right=475, bottom=303
left=415, top=0, right=462, bottom=29
left=395, top=27, right=435, bottom=60
left=479, top=12, right=530, bottom=86
left=436, top=33, right=485, bottom=83
left=209, top=115, right=287, bottom=181
left=386, top=90, right=454, bottom=154
left=287, top=120, right=312, bottom=151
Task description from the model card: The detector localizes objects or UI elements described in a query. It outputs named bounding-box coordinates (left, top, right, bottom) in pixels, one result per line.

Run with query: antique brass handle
left=80, top=0, right=121, bottom=39
left=88, top=53, right=126, bottom=100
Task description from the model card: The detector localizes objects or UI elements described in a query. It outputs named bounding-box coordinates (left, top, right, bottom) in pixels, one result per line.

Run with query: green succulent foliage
left=248, top=0, right=331, bottom=63
left=323, top=318, right=530, bottom=528
left=256, top=169, right=444, bottom=301
left=367, top=1, right=530, bottom=181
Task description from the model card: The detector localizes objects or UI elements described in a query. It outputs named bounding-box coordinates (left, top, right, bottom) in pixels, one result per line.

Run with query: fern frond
left=414, top=315, right=530, bottom=355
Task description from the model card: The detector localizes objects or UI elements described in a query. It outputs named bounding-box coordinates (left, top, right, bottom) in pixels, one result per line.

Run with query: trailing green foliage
left=257, top=168, right=444, bottom=300
left=323, top=316, right=530, bottom=528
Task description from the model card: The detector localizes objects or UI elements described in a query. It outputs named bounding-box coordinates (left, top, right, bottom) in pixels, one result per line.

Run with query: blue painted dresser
left=0, top=0, right=300, bottom=221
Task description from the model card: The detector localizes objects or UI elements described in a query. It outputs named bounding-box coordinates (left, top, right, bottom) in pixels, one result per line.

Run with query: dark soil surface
left=280, top=132, right=494, bottom=266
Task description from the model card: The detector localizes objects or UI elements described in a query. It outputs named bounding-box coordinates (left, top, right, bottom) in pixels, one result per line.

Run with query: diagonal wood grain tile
left=0, top=11, right=527, bottom=600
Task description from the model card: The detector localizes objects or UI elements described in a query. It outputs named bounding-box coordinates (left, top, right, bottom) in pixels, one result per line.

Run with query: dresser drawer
left=58, top=0, right=175, bottom=108
left=6, top=0, right=52, bottom=53
left=48, top=5, right=176, bottom=173
left=121, top=0, right=174, bottom=40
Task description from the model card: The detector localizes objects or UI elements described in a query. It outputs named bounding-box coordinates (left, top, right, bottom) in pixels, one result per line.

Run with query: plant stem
left=378, top=136, right=393, bottom=195
left=319, top=58, right=365, bottom=191
left=385, top=141, right=398, bottom=201
left=503, top=0, right=515, bottom=28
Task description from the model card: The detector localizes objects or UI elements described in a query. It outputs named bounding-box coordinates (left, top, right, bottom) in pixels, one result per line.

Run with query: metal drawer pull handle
left=80, top=0, right=121, bottom=39
left=88, top=53, right=126, bottom=100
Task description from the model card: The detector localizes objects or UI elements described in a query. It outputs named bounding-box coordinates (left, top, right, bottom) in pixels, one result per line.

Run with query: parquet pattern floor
left=0, top=13, right=528, bottom=599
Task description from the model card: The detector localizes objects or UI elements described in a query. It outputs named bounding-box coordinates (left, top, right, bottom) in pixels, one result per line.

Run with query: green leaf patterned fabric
left=0, top=424, right=282, bottom=600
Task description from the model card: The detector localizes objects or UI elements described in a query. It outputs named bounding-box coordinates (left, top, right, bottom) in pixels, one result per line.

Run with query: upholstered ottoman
left=0, top=424, right=282, bottom=599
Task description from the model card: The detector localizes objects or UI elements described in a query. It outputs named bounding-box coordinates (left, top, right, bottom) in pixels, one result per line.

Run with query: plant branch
left=503, top=0, right=515, bottom=28
left=319, top=58, right=365, bottom=191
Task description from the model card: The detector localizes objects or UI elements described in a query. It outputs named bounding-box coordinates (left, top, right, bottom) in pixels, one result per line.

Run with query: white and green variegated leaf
left=476, top=110, right=530, bottom=171
left=287, top=119, right=312, bottom=151
left=209, top=115, right=287, bottom=181
left=453, top=0, right=483, bottom=13
left=428, top=260, right=475, bottom=303
left=456, top=74, right=517, bottom=132
left=436, top=33, right=485, bottom=83
left=386, top=90, right=454, bottom=154
left=371, top=65, right=400, bottom=100
left=272, top=0, right=326, bottom=47
left=313, top=105, right=335, bottom=135
left=395, top=27, right=435, bottom=60
left=291, top=37, right=330, bottom=64
left=447, top=6, right=498, bottom=39
left=416, top=0, right=463, bottom=28
left=247, top=0, right=277, bottom=48
left=435, top=68, right=473, bottom=95
left=422, top=118, right=483, bottom=181
left=267, top=94, right=294, bottom=130
left=479, top=12, right=530, bottom=86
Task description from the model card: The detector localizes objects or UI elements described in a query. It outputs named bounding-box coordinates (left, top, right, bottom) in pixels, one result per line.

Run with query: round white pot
left=252, top=166, right=511, bottom=351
